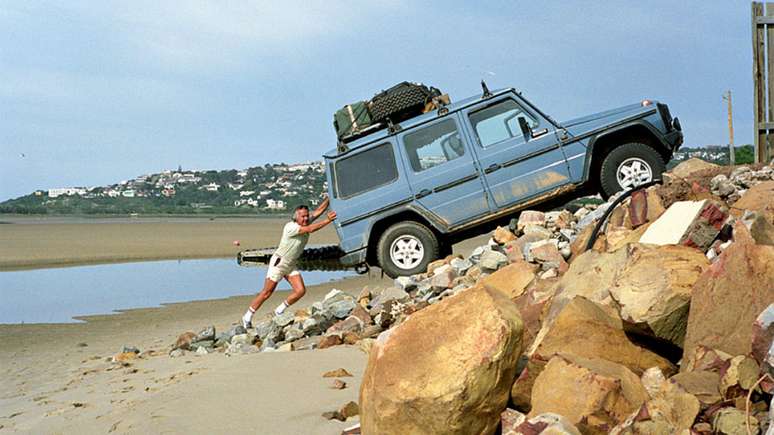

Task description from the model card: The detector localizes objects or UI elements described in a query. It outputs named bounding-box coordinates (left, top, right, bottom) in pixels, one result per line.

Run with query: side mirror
left=518, top=116, right=549, bottom=141
left=517, top=117, right=532, bottom=141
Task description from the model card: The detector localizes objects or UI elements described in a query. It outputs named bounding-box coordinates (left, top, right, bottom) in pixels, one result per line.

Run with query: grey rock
left=479, top=249, right=508, bottom=271
left=522, top=224, right=553, bottom=240
left=283, top=325, right=305, bottom=342
left=301, top=317, right=320, bottom=335
left=369, top=287, right=410, bottom=311
left=730, top=166, right=751, bottom=179
left=190, top=339, right=214, bottom=350
left=226, top=342, right=258, bottom=355
left=195, top=346, right=209, bottom=355
left=214, top=337, right=230, bottom=348
left=309, top=301, right=324, bottom=315
left=254, top=317, right=277, bottom=339
left=710, top=174, right=728, bottom=190
left=328, top=299, right=357, bottom=319
left=259, top=338, right=276, bottom=351
left=273, top=311, right=295, bottom=327
left=576, top=203, right=610, bottom=231
left=215, top=325, right=247, bottom=344
left=449, top=257, right=472, bottom=276
left=231, top=333, right=254, bottom=346
left=194, top=325, right=216, bottom=342
left=431, top=267, right=456, bottom=290
left=467, top=245, right=488, bottom=264
left=169, top=348, right=185, bottom=358
left=291, top=336, right=321, bottom=351
left=121, top=345, right=140, bottom=354
left=415, top=279, right=434, bottom=299
left=393, top=276, right=417, bottom=292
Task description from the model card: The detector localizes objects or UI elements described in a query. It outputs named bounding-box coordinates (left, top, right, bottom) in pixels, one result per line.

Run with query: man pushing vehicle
left=241, top=197, right=336, bottom=328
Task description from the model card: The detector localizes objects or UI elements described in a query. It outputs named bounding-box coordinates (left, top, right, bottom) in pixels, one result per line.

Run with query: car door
left=397, top=115, right=491, bottom=226
left=461, top=96, right=571, bottom=209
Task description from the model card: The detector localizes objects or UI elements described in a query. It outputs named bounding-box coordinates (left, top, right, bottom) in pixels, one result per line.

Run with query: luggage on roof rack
left=333, top=101, right=382, bottom=143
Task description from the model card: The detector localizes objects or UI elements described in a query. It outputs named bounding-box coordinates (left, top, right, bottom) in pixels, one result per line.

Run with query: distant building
left=161, top=187, right=176, bottom=197
left=48, top=187, right=87, bottom=198
left=266, top=199, right=286, bottom=210
left=202, top=183, right=220, bottom=192
left=121, top=189, right=136, bottom=198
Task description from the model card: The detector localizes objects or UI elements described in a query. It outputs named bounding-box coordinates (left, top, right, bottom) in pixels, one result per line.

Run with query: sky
left=0, top=1, right=755, bottom=201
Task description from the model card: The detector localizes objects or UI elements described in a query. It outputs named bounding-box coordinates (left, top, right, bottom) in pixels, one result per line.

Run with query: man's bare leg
left=274, top=274, right=306, bottom=315
left=242, top=278, right=279, bottom=328
left=286, top=273, right=307, bottom=305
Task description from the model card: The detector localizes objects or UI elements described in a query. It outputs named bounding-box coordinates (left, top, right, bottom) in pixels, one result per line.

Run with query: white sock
left=243, top=308, right=255, bottom=323
left=274, top=301, right=289, bottom=316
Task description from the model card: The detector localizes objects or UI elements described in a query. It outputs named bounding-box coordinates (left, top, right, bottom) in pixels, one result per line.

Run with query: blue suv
left=324, top=86, right=682, bottom=277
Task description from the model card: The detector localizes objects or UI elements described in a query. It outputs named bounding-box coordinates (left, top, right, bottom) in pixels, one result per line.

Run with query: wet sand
left=0, top=216, right=339, bottom=270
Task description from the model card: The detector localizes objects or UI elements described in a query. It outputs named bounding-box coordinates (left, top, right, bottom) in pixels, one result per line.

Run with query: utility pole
left=723, top=90, right=735, bottom=165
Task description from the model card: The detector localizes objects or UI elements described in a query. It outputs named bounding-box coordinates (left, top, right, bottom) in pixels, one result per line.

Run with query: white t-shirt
left=274, top=222, right=310, bottom=265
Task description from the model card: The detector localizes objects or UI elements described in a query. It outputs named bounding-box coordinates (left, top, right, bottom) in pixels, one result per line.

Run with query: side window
left=469, top=99, right=538, bottom=147
left=333, top=143, right=398, bottom=198
left=403, top=119, right=465, bottom=172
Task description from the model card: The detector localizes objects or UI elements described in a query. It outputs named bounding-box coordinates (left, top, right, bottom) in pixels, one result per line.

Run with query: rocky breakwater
left=168, top=157, right=774, bottom=434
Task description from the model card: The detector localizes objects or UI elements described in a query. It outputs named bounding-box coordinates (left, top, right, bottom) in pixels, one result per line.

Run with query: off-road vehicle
left=324, top=85, right=683, bottom=277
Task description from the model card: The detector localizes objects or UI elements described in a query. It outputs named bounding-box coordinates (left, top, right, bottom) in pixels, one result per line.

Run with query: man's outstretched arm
left=298, top=210, right=337, bottom=235
left=309, top=196, right=330, bottom=223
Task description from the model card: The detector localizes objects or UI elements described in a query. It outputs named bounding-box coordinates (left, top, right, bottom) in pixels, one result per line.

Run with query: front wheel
left=376, top=221, right=439, bottom=278
left=599, top=142, right=666, bottom=198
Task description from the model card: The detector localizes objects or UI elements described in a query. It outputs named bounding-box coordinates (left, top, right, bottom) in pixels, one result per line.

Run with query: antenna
left=481, top=80, right=492, bottom=99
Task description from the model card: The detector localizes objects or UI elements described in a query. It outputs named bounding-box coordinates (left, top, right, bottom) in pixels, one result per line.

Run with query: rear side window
left=469, top=99, right=538, bottom=147
left=403, top=119, right=464, bottom=172
left=334, top=143, right=398, bottom=198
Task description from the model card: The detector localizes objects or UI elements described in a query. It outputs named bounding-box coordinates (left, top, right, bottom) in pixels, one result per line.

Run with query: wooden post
left=766, top=3, right=774, bottom=162
left=724, top=90, right=735, bottom=165
left=753, top=2, right=766, bottom=163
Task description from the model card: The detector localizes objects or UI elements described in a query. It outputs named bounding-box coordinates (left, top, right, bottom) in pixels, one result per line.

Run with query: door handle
left=485, top=163, right=501, bottom=174
left=414, top=189, right=431, bottom=199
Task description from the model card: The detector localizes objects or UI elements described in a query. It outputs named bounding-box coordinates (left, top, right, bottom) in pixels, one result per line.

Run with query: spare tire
left=370, top=82, right=439, bottom=124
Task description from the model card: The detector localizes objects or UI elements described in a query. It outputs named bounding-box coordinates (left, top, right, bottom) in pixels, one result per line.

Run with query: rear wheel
left=376, top=221, right=439, bottom=278
left=599, top=142, right=665, bottom=198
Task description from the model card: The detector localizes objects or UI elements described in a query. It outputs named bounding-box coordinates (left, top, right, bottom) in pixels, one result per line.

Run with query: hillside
left=0, top=162, right=327, bottom=215
left=0, top=145, right=755, bottom=216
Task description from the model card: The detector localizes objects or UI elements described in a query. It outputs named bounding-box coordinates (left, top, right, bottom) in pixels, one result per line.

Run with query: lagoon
left=0, top=259, right=353, bottom=324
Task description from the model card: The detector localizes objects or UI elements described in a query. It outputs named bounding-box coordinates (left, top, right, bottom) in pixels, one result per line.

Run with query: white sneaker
left=241, top=317, right=252, bottom=329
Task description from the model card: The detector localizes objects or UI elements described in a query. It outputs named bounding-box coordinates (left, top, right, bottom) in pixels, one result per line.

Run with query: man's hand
left=326, top=210, right=337, bottom=221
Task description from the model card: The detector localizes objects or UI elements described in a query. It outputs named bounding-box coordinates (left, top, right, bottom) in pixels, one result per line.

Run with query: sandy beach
left=0, top=216, right=489, bottom=434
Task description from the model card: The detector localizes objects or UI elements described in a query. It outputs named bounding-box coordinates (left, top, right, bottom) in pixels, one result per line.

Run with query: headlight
left=641, top=99, right=653, bottom=107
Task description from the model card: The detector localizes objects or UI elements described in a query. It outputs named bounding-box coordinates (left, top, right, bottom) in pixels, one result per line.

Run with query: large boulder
left=730, top=180, right=774, bottom=223
left=606, top=244, right=709, bottom=347
left=529, top=354, right=649, bottom=434
left=543, top=244, right=708, bottom=348
left=683, top=223, right=774, bottom=366
left=479, top=260, right=537, bottom=300
left=529, top=296, right=675, bottom=375
left=669, top=158, right=720, bottom=179
left=359, top=285, right=524, bottom=435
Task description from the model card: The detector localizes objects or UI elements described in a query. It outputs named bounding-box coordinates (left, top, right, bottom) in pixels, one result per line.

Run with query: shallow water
left=0, top=259, right=353, bottom=324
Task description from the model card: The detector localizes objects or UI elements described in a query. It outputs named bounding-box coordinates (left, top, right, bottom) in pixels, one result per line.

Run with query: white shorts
left=266, top=254, right=300, bottom=282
